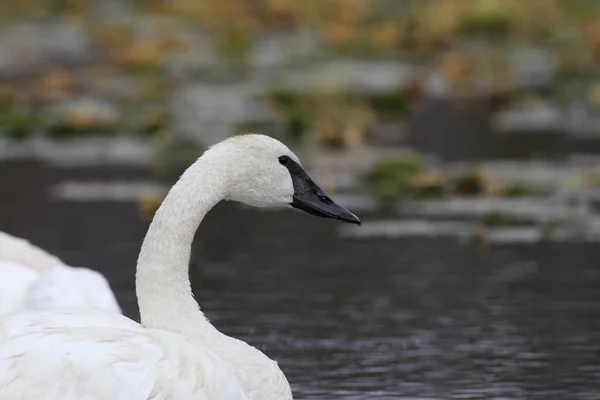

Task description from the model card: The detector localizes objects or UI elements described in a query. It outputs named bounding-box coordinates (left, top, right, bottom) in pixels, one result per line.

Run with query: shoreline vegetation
left=4, top=0, right=600, bottom=241
left=0, top=0, right=598, bottom=145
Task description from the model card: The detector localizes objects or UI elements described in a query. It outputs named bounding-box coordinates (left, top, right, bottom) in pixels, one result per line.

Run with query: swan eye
left=319, top=195, right=332, bottom=204
left=278, top=155, right=290, bottom=165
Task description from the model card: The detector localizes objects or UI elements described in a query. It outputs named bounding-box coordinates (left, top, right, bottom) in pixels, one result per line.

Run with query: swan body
left=0, top=134, right=360, bottom=399
left=23, top=264, right=122, bottom=313
left=0, top=232, right=121, bottom=314
left=0, top=261, right=37, bottom=314
left=0, top=231, right=62, bottom=273
left=0, top=310, right=247, bottom=400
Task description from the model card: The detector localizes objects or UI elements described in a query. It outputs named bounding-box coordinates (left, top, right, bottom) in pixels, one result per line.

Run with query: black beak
left=284, top=159, right=360, bottom=225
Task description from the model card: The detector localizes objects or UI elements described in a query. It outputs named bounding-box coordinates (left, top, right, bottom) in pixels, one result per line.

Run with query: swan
left=0, top=134, right=360, bottom=400
left=0, top=232, right=121, bottom=314
left=0, top=230, right=63, bottom=273
left=0, top=261, right=38, bottom=314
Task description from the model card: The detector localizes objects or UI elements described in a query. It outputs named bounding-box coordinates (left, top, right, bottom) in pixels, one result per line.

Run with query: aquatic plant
left=264, top=85, right=414, bottom=147
left=0, top=105, right=36, bottom=140
left=366, top=159, right=550, bottom=200
left=365, top=155, right=425, bottom=199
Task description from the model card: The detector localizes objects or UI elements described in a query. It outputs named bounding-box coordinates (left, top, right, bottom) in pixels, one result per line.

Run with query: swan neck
left=136, top=157, right=226, bottom=337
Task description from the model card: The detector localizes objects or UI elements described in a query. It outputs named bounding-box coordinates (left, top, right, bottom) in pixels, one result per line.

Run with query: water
left=2, top=161, right=600, bottom=399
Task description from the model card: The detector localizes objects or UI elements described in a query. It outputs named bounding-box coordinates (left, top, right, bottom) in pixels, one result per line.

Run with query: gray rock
left=492, top=101, right=563, bottom=133
left=44, top=96, right=120, bottom=125
left=271, top=59, right=415, bottom=93
left=0, top=19, right=91, bottom=73
left=338, top=219, right=474, bottom=239
left=0, top=136, right=153, bottom=165
left=399, top=197, right=590, bottom=224
left=564, top=102, right=600, bottom=137
left=507, top=45, right=557, bottom=90
left=166, top=45, right=220, bottom=79
left=249, top=30, right=326, bottom=71
left=51, top=180, right=166, bottom=201
left=170, top=83, right=276, bottom=144
left=421, top=42, right=557, bottom=98
left=422, top=69, right=451, bottom=98
left=454, top=160, right=589, bottom=188
left=86, top=74, right=140, bottom=101
left=338, top=216, right=600, bottom=243
left=90, top=0, right=132, bottom=17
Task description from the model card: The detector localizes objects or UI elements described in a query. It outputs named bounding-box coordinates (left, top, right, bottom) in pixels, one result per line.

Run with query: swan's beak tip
left=347, top=214, right=361, bottom=226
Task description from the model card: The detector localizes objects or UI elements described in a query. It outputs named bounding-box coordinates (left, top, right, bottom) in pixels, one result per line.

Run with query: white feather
left=24, top=265, right=122, bottom=313
left=0, top=261, right=37, bottom=315
left=0, top=232, right=121, bottom=314
left=0, top=310, right=247, bottom=400
left=0, top=231, right=62, bottom=272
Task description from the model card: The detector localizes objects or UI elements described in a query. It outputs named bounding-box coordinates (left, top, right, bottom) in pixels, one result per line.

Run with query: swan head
left=204, top=134, right=360, bottom=225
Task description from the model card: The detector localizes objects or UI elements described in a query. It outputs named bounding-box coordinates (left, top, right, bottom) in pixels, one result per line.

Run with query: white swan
left=0, top=134, right=360, bottom=400
left=0, top=231, right=63, bottom=273
left=0, top=232, right=121, bottom=315
left=0, top=261, right=37, bottom=314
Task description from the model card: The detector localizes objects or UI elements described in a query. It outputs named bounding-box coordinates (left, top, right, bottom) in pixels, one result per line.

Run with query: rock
left=462, top=160, right=590, bottom=189
left=51, top=180, right=166, bottom=201
left=170, top=83, right=277, bottom=144
left=0, top=19, right=92, bottom=73
left=507, top=45, right=557, bottom=90
left=338, top=217, right=597, bottom=243
left=492, top=100, right=563, bottom=133
left=86, top=73, right=140, bottom=101
left=564, top=102, right=600, bottom=138
left=422, top=69, right=451, bottom=98
left=43, top=96, right=120, bottom=135
left=275, top=59, right=415, bottom=94
left=166, top=44, right=220, bottom=79
left=0, top=136, right=153, bottom=165
left=90, top=0, right=132, bottom=18
left=249, top=29, right=326, bottom=71
left=338, top=219, right=473, bottom=239
left=399, top=197, right=591, bottom=224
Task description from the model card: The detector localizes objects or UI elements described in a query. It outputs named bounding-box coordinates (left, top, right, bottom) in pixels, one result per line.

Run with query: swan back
left=0, top=310, right=248, bottom=400
left=207, top=336, right=293, bottom=400
left=0, top=261, right=37, bottom=314
left=25, top=266, right=122, bottom=314
left=0, top=231, right=63, bottom=272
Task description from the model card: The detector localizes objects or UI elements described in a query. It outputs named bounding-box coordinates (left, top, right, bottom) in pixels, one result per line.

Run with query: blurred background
left=1, top=0, right=600, bottom=398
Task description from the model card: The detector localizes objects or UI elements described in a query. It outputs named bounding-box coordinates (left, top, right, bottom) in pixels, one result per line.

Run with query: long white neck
left=136, top=155, right=227, bottom=340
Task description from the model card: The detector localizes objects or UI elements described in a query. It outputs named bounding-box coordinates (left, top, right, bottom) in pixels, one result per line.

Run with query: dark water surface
left=1, top=160, right=600, bottom=399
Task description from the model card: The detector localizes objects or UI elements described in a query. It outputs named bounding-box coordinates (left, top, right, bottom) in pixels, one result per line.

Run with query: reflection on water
left=1, top=161, right=600, bottom=399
